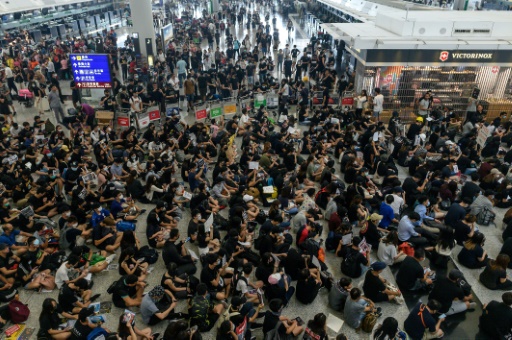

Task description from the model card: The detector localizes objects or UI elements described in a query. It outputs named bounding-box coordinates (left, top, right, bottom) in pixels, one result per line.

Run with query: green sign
left=210, top=107, right=223, bottom=118
left=254, top=96, right=266, bottom=108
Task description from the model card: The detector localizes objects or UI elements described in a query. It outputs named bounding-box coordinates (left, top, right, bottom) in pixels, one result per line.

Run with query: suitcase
left=18, top=89, right=33, bottom=99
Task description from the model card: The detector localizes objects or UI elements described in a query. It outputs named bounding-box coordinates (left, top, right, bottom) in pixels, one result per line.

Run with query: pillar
left=129, top=0, right=156, bottom=59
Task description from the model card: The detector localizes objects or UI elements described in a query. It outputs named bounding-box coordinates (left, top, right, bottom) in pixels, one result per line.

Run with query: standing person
left=373, top=87, right=384, bottom=122
left=276, top=49, right=284, bottom=76
left=184, top=75, right=195, bottom=113
left=176, top=57, right=187, bottom=88
left=3, top=66, right=17, bottom=95
left=48, top=85, right=65, bottom=124
left=70, top=77, right=81, bottom=109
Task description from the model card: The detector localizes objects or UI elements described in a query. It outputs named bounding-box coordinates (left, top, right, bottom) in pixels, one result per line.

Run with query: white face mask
left=118, top=195, right=124, bottom=200
left=71, top=223, right=78, bottom=228
left=64, top=211, right=71, bottom=217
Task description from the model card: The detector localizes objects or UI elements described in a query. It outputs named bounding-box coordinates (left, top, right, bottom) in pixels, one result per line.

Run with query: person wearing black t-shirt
left=479, top=292, right=512, bottom=338
left=296, top=268, right=322, bottom=304
left=111, top=274, right=144, bottom=308
left=396, top=248, right=434, bottom=291
left=336, top=236, right=370, bottom=278
left=99, top=90, right=116, bottom=111
left=119, top=87, right=131, bottom=109
left=58, top=278, right=99, bottom=315
left=428, top=269, right=473, bottom=316
left=38, top=298, right=74, bottom=339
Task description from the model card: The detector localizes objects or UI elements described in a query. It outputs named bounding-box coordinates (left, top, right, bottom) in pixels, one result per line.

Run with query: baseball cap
left=416, top=116, right=424, bottom=123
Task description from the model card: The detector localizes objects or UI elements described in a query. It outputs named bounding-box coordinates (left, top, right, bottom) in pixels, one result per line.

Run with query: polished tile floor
left=5, top=2, right=508, bottom=339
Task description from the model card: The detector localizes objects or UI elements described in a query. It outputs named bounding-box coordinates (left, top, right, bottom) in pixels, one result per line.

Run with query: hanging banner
left=254, top=94, right=266, bottom=108
left=117, top=116, right=130, bottom=127
left=223, top=102, right=237, bottom=116
left=149, top=109, right=161, bottom=121
left=210, top=106, right=223, bottom=119
left=137, top=112, right=150, bottom=129
left=195, top=108, right=207, bottom=120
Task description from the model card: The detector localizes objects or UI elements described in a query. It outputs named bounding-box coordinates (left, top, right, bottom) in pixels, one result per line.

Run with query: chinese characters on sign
left=70, top=54, right=112, bottom=89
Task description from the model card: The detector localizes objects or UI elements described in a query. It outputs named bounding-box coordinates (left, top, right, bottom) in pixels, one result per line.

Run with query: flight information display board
left=70, top=54, right=112, bottom=89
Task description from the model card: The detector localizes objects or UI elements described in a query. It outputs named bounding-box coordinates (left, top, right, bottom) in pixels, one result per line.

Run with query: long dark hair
left=374, top=317, right=399, bottom=340
left=40, top=298, right=57, bottom=323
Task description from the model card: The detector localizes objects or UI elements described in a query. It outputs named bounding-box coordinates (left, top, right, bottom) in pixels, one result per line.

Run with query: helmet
left=416, top=116, right=424, bottom=123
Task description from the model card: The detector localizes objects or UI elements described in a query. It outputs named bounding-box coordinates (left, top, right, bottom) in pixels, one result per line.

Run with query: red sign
left=148, top=110, right=161, bottom=121
left=491, top=66, right=500, bottom=74
left=117, top=117, right=130, bottom=127
left=195, top=109, right=207, bottom=120
left=439, top=51, right=449, bottom=62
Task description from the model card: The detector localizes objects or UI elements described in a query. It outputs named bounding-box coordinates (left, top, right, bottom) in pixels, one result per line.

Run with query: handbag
left=386, top=283, right=404, bottom=305
left=477, top=207, right=495, bottom=226
left=372, top=162, right=384, bottom=185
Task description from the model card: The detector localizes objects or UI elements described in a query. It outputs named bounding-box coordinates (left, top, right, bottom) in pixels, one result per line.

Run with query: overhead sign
left=70, top=54, right=112, bottom=89
left=365, top=49, right=512, bottom=65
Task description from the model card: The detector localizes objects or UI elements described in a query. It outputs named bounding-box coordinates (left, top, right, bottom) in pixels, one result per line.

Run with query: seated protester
left=17, top=250, right=56, bottom=291
left=161, top=262, right=199, bottom=299
left=296, top=267, right=322, bottom=304
left=58, top=278, right=100, bottom=315
left=255, top=252, right=278, bottom=283
left=258, top=226, right=291, bottom=258
left=69, top=307, right=96, bottom=340
left=55, top=254, right=90, bottom=290
left=304, top=313, right=328, bottom=340
left=373, top=317, right=403, bottom=340
left=200, top=253, right=232, bottom=300
left=397, top=212, right=431, bottom=248
left=479, top=292, right=512, bottom=339
left=379, top=195, right=399, bottom=230
left=470, top=190, right=496, bottom=217
left=38, top=298, right=74, bottom=340
left=117, top=312, right=155, bottom=340
left=93, top=217, right=123, bottom=253
left=60, top=216, right=91, bottom=250
left=396, top=248, right=434, bottom=292
left=263, top=298, right=304, bottom=338
left=265, top=272, right=295, bottom=307
left=235, top=263, right=264, bottom=303
left=360, top=213, right=388, bottom=250
left=162, top=229, right=197, bottom=275
left=428, top=269, right=475, bottom=316
left=362, top=262, right=402, bottom=304
left=218, top=296, right=264, bottom=340
left=0, top=223, right=32, bottom=256
left=444, top=197, right=472, bottom=229
left=500, top=238, right=512, bottom=269
left=428, top=228, right=456, bottom=269
left=457, top=232, right=489, bottom=269
left=328, top=277, right=352, bottom=312
left=404, top=299, right=445, bottom=340
left=336, top=236, right=370, bottom=278
left=146, top=201, right=168, bottom=249
left=189, top=283, right=226, bottom=332
left=377, top=231, right=407, bottom=266
left=480, top=254, right=512, bottom=290
left=111, top=274, right=146, bottom=308
left=453, top=213, right=477, bottom=246
left=280, top=248, right=307, bottom=281
left=110, top=191, right=145, bottom=221
left=343, top=288, right=381, bottom=330
left=118, top=247, right=148, bottom=282
left=141, top=285, right=184, bottom=325
left=90, top=202, right=113, bottom=229
left=70, top=245, right=114, bottom=275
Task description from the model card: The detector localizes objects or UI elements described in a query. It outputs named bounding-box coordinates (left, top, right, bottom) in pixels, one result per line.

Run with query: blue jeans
left=178, top=73, right=186, bottom=87
left=464, top=168, right=477, bottom=175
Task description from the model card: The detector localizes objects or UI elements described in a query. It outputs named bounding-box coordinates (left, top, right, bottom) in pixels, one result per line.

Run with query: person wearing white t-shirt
left=55, top=255, right=89, bottom=289
left=239, top=109, right=251, bottom=128
left=130, top=93, right=142, bottom=113
left=373, top=88, right=384, bottom=122
left=390, top=188, right=405, bottom=216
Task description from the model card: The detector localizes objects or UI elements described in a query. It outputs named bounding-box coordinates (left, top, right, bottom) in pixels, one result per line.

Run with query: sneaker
left=105, top=254, right=116, bottom=264
left=140, top=209, right=147, bottom=214
left=90, top=294, right=101, bottom=302
left=151, top=332, right=160, bottom=340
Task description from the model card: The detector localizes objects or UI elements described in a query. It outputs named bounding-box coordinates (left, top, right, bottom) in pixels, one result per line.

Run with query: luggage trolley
left=238, top=95, right=254, bottom=118
left=311, top=91, right=323, bottom=108
left=341, top=91, right=354, bottom=111
left=116, top=108, right=131, bottom=133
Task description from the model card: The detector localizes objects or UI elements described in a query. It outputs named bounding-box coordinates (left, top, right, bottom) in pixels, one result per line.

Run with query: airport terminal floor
left=1, top=1, right=512, bottom=340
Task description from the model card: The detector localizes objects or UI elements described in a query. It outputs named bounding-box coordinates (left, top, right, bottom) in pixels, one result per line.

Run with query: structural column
left=128, top=0, right=156, bottom=58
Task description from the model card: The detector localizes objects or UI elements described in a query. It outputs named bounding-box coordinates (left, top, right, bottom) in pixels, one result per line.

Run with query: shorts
left=373, top=110, right=381, bottom=117
left=186, top=94, right=194, bottom=103
left=199, top=87, right=207, bottom=98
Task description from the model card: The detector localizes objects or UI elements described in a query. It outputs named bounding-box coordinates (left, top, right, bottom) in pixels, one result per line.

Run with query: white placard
left=183, top=191, right=192, bottom=200
left=249, top=162, right=259, bottom=170
left=342, top=233, right=353, bottom=245
left=204, top=213, right=214, bottom=232
left=188, top=248, right=199, bottom=260
left=263, top=186, right=274, bottom=194
left=326, top=313, right=344, bottom=333
left=287, top=126, right=296, bottom=134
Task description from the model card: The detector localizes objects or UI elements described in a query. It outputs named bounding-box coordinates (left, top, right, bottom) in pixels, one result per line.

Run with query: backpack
left=341, top=249, right=359, bottom=278
left=116, top=221, right=136, bottom=232
left=232, top=273, right=248, bottom=297
left=135, top=245, right=159, bottom=265
left=9, top=300, right=30, bottom=324
left=361, top=311, right=378, bottom=333
left=477, top=207, right=495, bottom=226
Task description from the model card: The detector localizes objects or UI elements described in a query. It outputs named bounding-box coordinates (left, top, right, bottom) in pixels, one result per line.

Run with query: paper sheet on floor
left=326, top=313, right=344, bottom=333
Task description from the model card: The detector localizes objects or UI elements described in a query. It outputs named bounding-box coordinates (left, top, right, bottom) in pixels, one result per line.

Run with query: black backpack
left=232, top=272, right=248, bottom=297
left=341, top=249, right=359, bottom=278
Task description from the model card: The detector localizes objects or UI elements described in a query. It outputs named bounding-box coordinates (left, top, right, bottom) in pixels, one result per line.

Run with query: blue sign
left=70, top=54, right=112, bottom=89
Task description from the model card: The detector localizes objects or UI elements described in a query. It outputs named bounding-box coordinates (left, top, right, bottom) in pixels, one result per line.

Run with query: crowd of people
left=0, top=0, right=512, bottom=340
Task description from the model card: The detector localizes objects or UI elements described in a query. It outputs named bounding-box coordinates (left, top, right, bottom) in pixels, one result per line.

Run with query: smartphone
left=295, top=317, right=304, bottom=326
left=439, top=314, right=446, bottom=319
left=185, top=237, right=191, bottom=243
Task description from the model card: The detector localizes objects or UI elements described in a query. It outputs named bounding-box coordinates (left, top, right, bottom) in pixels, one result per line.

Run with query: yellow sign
left=224, top=103, right=237, bottom=115
left=228, top=134, right=236, bottom=146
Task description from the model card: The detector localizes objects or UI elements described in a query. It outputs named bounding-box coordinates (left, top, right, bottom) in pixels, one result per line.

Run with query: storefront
left=352, top=48, right=512, bottom=122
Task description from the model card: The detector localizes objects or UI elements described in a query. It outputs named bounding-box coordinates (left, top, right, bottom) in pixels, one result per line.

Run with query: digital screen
left=162, top=23, right=173, bottom=43
left=72, top=21, right=79, bottom=33
left=58, top=25, right=66, bottom=38
left=70, top=54, right=112, bottom=89
left=50, top=26, right=59, bottom=38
